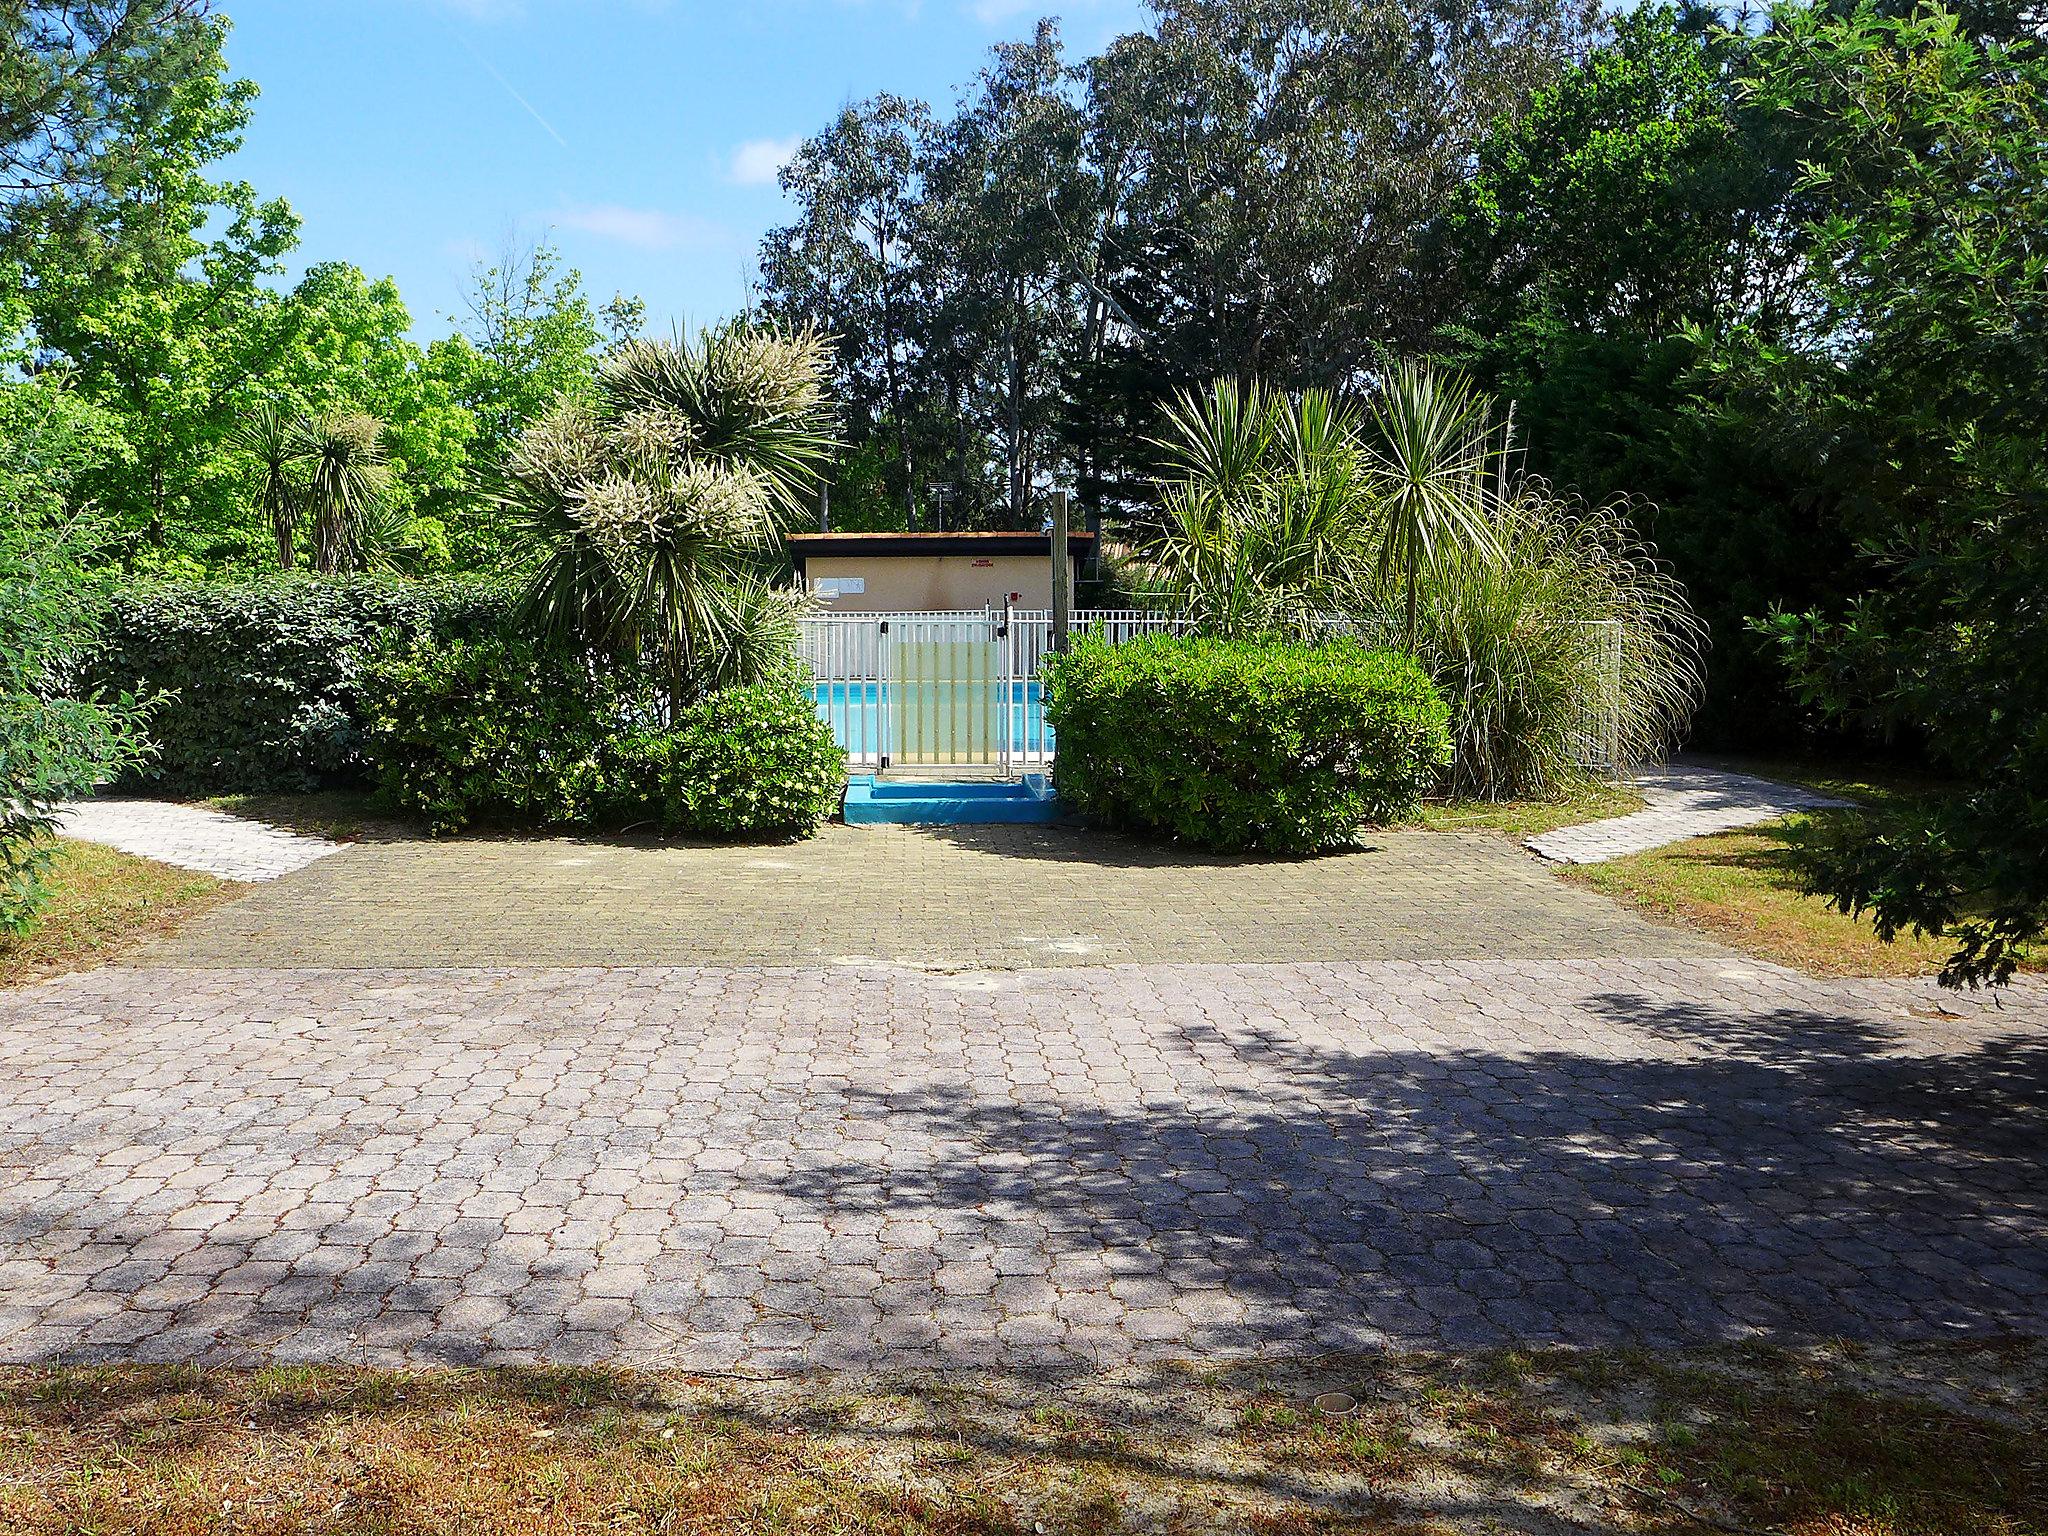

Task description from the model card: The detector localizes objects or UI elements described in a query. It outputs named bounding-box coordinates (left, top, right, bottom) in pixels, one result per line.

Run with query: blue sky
left=219, top=0, right=1150, bottom=342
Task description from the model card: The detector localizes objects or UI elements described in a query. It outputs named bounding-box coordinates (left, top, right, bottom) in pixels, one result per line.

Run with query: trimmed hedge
left=360, top=636, right=843, bottom=840
left=85, top=575, right=513, bottom=794
left=1044, top=634, right=1452, bottom=853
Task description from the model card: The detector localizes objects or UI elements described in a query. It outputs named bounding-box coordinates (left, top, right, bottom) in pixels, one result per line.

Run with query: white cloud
left=552, top=202, right=726, bottom=251
left=727, top=136, right=802, bottom=188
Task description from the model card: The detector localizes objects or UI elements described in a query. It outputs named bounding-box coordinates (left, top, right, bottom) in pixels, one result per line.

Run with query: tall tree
left=0, top=1, right=217, bottom=268
left=764, top=96, right=932, bottom=527
left=23, top=8, right=300, bottom=568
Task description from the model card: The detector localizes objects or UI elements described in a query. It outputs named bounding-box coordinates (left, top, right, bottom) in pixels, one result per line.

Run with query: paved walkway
left=1, top=958, right=2041, bottom=1369
left=135, top=825, right=1724, bottom=969
left=56, top=798, right=341, bottom=882
left=1528, top=763, right=1852, bottom=864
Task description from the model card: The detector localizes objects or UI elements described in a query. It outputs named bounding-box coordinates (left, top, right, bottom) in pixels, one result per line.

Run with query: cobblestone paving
left=138, top=825, right=1724, bottom=969
left=57, top=798, right=341, bottom=882
left=1528, top=763, right=1852, bottom=864
left=2, top=958, right=2041, bottom=1369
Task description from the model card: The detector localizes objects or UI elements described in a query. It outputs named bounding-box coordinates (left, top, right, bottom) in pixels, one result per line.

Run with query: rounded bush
left=1044, top=633, right=1451, bottom=854
left=361, top=636, right=844, bottom=840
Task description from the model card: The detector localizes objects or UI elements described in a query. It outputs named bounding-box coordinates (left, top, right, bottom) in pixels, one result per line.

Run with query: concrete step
left=843, top=774, right=1058, bottom=826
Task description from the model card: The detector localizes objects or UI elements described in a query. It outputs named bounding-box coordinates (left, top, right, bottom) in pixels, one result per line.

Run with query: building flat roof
left=786, top=530, right=1095, bottom=561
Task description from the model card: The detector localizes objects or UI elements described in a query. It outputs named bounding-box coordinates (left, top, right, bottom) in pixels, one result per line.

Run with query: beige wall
left=803, top=552, right=1077, bottom=613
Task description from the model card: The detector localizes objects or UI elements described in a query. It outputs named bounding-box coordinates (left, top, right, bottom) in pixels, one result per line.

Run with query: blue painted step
left=843, top=774, right=1058, bottom=826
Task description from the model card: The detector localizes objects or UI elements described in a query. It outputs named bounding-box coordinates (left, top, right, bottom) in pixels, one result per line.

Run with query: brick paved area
left=138, top=824, right=1724, bottom=969
left=2, top=957, right=2041, bottom=1369
left=56, top=798, right=341, bottom=882
left=1529, top=763, right=1852, bottom=864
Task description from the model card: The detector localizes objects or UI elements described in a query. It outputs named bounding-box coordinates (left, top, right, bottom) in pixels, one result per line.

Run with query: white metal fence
left=796, top=607, right=1625, bottom=777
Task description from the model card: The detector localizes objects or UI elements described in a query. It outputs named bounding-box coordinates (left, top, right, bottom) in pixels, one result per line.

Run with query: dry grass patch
left=1567, top=758, right=2036, bottom=979
left=1566, top=819, right=1965, bottom=978
left=0, top=1343, right=2041, bottom=1535
left=0, top=839, right=235, bottom=986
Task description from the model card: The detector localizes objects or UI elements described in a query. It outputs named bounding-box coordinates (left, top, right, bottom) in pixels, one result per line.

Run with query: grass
left=0, top=1343, right=2040, bottom=1534
left=1412, top=777, right=1646, bottom=838
left=1566, top=755, right=2036, bottom=979
left=0, top=839, right=234, bottom=986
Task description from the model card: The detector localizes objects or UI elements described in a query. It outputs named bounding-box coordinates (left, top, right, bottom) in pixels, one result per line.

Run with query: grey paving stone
left=0, top=957, right=2041, bottom=1368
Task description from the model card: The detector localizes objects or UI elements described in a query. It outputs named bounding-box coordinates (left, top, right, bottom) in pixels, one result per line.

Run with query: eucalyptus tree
left=916, top=21, right=1096, bottom=525
left=763, top=95, right=932, bottom=526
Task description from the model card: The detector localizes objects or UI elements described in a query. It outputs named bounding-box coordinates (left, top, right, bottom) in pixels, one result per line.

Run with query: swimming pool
left=811, top=679, right=1052, bottom=764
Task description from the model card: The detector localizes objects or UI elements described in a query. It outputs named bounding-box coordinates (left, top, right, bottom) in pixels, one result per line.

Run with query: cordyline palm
left=300, top=411, right=393, bottom=574
left=234, top=402, right=305, bottom=569
left=1365, top=361, right=1505, bottom=653
left=1131, top=378, right=1375, bottom=638
left=498, top=321, right=836, bottom=710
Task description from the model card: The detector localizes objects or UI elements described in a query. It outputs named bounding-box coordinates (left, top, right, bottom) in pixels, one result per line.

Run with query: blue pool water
left=811, top=680, right=1051, bottom=759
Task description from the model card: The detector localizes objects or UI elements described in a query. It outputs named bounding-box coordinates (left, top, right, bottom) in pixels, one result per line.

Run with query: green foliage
left=1045, top=634, right=1451, bottom=854
left=1737, top=2, right=2048, bottom=987
left=603, top=684, right=845, bottom=840
left=501, top=320, right=835, bottom=706
left=0, top=512, right=151, bottom=933
left=84, top=575, right=513, bottom=794
left=360, top=639, right=842, bottom=840
left=356, top=634, right=618, bottom=834
left=1412, top=484, right=1704, bottom=799
left=423, top=240, right=626, bottom=563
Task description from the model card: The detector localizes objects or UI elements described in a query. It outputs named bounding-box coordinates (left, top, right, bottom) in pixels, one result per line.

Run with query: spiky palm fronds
left=1130, top=378, right=1377, bottom=639
left=500, top=323, right=837, bottom=708
left=299, top=411, right=392, bottom=575
left=1364, top=361, right=1506, bottom=652
left=594, top=322, right=835, bottom=530
left=234, top=402, right=302, bottom=569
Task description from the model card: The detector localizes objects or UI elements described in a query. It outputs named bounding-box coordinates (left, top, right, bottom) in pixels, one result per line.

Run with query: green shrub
left=604, top=684, right=844, bottom=839
left=2, top=515, right=154, bottom=933
left=85, top=575, right=513, bottom=794
left=358, top=634, right=618, bottom=834
left=1045, top=634, right=1451, bottom=853
left=361, top=638, right=843, bottom=840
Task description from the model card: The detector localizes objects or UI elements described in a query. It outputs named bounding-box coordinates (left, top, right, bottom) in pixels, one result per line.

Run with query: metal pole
left=1050, top=489, right=1072, bottom=655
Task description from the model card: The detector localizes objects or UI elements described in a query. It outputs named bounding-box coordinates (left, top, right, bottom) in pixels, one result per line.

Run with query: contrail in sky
left=447, top=26, right=569, bottom=149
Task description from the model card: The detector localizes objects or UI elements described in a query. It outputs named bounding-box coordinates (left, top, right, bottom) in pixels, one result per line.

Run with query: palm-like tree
left=1364, top=361, right=1506, bottom=652
left=235, top=405, right=402, bottom=573
left=234, top=402, right=304, bottom=569
left=1129, top=378, right=1376, bottom=638
left=299, top=411, right=393, bottom=574
left=498, top=321, right=836, bottom=709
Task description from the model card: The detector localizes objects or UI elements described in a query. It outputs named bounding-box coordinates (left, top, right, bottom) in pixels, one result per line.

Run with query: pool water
left=811, top=680, right=1052, bottom=760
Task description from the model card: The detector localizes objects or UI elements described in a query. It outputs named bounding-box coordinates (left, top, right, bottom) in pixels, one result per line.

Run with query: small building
left=786, top=530, right=1095, bottom=613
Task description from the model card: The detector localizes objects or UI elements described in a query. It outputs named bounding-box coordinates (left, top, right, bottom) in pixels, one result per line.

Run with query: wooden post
left=1050, top=490, right=1072, bottom=655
